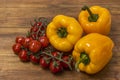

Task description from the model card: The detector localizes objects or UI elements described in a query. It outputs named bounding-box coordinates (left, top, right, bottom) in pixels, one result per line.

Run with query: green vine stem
left=82, top=5, right=99, bottom=22
left=41, top=51, right=73, bottom=70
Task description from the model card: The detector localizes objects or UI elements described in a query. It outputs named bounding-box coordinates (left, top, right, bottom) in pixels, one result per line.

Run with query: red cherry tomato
left=37, top=22, right=42, bottom=26
left=30, top=55, right=40, bottom=64
left=29, top=40, right=41, bottom=53
left=31, top=33, right=37, bottom=40
left=38, top=36, right=49, bottom=48
left=49, top=61, right=63, bottom=73
left=52, top=51, right=59, bottom=57
left=61, top=56, right=70, bottom=69
left=16, top=36, right=25, bottom=44
left=12, top=43, right=22, bottom=54
left=30, top=26, right=39, bottom=33
left=40, top=56, right=50, bottom=68
left=18, top=50, right=29, bottom=62
left=23, top=37, right=33, bottom=48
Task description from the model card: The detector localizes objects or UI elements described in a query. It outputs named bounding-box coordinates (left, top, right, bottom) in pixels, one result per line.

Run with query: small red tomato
left=52, top=51, right=59, bottom=57
left=16, top=36, right=25, bottom=44
left=29, top=40, right=41, bottom=53
left=12, top=43, right=22, bottom=54
left=40, top=56, right=50, bottom=68
left=37, top=22, right=42, bottom=26
left=38, top=36, right=49, bottom=48
left=31, top=33, right=37, bottom=40
left=40, top=26, right=45, bottom=31
left=19, top=50, right=29, bottom=62
left=30, top=26, right=39, bottom=33
left=49, top=61, right=63, bottom=73
left=23, top=37, right=33, bottom=48
left=30, top=55, right=40, bottom=64
left=61, top=56, right=70, bottom=69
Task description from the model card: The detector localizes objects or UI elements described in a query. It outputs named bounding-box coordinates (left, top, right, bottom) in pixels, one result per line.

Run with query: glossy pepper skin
left=46, top=15, right=83, bottom=52
left=72, top=33, right=114, bottom=74
left=78, top=6, right=111, bottom=35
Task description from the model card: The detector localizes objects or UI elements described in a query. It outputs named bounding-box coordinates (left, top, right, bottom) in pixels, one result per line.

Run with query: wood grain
left=0, top=0, right=120, bottom=80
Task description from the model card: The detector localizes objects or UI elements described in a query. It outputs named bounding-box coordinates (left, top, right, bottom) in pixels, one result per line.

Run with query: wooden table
left=0, top=0, right=120, bottom=80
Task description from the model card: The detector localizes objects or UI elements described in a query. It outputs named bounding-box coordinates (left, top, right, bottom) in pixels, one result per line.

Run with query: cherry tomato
left=29, top=40, right=41, bottom=53
left=40, top=56, right=50, bottom=68
left=30, top=55, right=40, bottom=64
left=38, top=36, right=49, bottom=48
left=12, top=43, right=22, bottom=54
left=16, top=36, right=25, bottom=44
left=52, top=51, right=59, bottom=57
left=36, top=22, right=42, bottom=26
left=23, top=37, right=33, bottom=48
left=49, top=61, right=63, bottom=73
left=61, top=56, right=70, bottom=69
left=30, top=26, right=39, bottom=33
left=31, top=33, right=37, bottom=40
left=18, top=50, right=29, bottom=62
left=41, top=26, right=45, bottom=31
left=31, top=22, right=41, bottom=28
left=30, top=22, right=42, bottom=33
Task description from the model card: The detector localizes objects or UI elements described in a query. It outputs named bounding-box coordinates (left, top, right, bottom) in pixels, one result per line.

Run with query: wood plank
left=0, top=0, right=119, bottom=28
left=0, top=11, right=120, bottom=28
left=0, top=0, right=5, bottom=8
left=0, top=28, right=29, bottom=34
left=4, top=0, right=120, bottom=8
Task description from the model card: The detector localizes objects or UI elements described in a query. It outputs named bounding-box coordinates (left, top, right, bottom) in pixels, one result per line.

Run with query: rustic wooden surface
left=0, top=0, right=120, bottom=80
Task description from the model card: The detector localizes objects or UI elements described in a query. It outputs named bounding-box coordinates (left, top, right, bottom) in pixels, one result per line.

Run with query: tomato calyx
left=53, top=60, right=60, bottom=68
left=49, top=60, right=63, bottom=73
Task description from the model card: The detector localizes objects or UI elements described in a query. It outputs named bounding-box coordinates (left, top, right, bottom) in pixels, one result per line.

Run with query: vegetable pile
left=12, top=5, right=114, bottom=74
left=12, top=17, right=73, bottom=73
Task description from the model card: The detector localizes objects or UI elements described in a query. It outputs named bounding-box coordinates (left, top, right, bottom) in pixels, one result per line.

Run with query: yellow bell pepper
left=72, top=33, right=114, bottom=74
left=46, top=15, right=83, bottom=52
left=78, top=6, right=111, bottom=35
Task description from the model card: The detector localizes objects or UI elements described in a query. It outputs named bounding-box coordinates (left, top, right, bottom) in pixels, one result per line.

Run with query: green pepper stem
left=82, top=6, right=99, bottom=22
left=75, top=52, right=90, bottom=72
left=75, top=59, right=82, bottom=72
left=57, top=27, right=68, bottom=38
left=82, top=6, right=94, bottom=19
